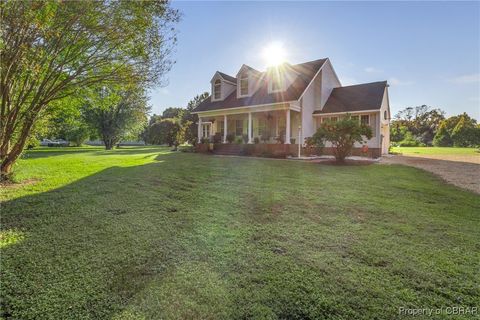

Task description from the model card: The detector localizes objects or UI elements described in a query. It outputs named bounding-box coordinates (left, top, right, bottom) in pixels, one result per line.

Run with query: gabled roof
left=217, top=72, right=237, bottom=84
left=313, top=81, right=387, bottom=114
left=194, top=58, right=327, bottom=113
left=237, top=64, right=262, bottom=77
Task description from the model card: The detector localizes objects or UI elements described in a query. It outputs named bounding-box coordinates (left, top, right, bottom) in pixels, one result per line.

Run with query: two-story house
left=192, top=58, right=390, bottom=157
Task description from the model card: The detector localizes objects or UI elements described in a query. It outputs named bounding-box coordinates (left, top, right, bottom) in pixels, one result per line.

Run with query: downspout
left=299, top=98, right=303, bottom=158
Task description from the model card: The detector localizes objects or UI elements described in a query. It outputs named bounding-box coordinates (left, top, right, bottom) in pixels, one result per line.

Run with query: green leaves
left=310, top=115, right=373, bottom=161
left=1, top=0, right=179, bottom=177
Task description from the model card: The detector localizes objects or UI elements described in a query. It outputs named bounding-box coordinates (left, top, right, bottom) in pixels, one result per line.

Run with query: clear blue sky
left=149, top=1, right=480, bottom=119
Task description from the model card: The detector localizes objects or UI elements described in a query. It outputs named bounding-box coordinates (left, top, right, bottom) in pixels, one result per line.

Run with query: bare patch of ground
left=1, top=178, right=41, bottom=190
left=381, top=155, right=480, bottom=194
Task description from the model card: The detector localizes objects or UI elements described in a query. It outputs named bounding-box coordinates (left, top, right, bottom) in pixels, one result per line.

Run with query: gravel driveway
left=380, top=155, right=480, bottom=194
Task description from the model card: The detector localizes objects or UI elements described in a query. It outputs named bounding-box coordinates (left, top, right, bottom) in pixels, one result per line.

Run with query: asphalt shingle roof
left=217, top=72, right=237, bottom=83
left=193, top=58, right=327, bottom=113
left=313, top=81, right=387, bottom=114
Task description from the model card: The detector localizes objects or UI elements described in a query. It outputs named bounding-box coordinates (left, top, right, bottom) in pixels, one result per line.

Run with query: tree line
left=390, top=105, right=480, bottom=147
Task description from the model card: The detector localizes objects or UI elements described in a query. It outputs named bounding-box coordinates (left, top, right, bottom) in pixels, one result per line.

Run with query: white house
left=192, top=58, right=390, bottom=157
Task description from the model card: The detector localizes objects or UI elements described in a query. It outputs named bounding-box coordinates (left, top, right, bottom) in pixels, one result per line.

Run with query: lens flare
left=262, top=41, right=287, bottom=66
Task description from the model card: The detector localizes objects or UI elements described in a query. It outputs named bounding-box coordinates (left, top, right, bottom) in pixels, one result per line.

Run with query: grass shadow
left=0, top=153, right=203, bottom=319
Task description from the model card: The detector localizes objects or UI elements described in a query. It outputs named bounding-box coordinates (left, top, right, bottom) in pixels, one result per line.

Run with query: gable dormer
left=236, top=64, right=262, bottom=98
left=210, top=71, right=236, bottom=101
left=266, top=63, right=299, bottom=94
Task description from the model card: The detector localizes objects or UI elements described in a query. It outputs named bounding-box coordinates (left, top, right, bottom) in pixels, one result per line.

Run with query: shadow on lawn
left=0, top=152, right=202, bottom=319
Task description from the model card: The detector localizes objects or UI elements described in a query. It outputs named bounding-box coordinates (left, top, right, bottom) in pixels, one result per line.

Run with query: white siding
left=379, top=87, right=391, bottom=154
left=300, top=60, right=341, bottom=142
left=319, top=61, right=341, bottom=109
left=211, top=72, right=236, bottom=101
left=318, top=112, right=382, bottom=149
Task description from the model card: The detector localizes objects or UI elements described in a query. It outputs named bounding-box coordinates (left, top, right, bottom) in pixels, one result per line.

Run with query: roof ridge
left=335, top=80, right=387, bottom=89
left=292, top=58, right=328, bottom=67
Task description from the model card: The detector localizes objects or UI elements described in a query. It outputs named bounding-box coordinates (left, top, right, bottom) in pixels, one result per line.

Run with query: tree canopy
left=83, top=85, right=149, bottom=150
left=0, top=0, right=179, bottom=179
left=391, top=106, right=479, bottom=148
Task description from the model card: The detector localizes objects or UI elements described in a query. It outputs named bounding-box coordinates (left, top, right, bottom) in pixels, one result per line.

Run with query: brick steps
left=212, top=144, right=244, bottom=155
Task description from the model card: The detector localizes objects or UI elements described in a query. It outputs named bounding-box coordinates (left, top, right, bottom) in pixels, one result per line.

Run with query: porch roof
left=193, top=59, right=327, bottom=113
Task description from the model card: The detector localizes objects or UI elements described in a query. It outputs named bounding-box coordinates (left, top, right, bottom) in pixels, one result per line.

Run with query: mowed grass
left=392, top=146, right=480, bottom=156
left=1, top=147, right=479, bottom=319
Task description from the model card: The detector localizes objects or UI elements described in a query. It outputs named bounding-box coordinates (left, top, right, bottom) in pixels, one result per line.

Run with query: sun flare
left=262, top=41, right=287, bottom=66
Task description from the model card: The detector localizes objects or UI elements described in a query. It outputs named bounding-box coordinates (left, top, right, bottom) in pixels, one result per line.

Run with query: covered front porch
left=197, top=104, right=302, bottom=145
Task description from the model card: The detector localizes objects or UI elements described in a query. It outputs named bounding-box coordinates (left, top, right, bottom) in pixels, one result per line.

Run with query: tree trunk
left=1, top=160, right=14, bottom=181
left=104, top=139, right=113, bottom=150
left=1, top=121, right=34, bottom=181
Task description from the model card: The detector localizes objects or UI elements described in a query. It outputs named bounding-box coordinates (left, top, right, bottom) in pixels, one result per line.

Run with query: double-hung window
left=213, top=79, right=221, bottom=100
left=235, top=120, right=243, bottom=136
left=360, top=114, right=376, bottom=137
left=361, top=115, right=369, bottom=125
left=240, top=74, right=248, bottom=96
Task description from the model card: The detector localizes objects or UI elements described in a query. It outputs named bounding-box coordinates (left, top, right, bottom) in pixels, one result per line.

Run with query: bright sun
left=262, top=41, right=287, bottom=66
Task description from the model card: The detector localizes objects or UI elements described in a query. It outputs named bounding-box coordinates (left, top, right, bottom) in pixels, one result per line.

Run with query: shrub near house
left=308, top=115, right=372, bottom=162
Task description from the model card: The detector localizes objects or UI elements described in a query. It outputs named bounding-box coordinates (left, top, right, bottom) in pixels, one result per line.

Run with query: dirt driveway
left=380, top=155, right=480, bottom=194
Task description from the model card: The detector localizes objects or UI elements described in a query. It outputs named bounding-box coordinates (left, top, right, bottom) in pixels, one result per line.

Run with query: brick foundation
left=195, top=143, right=381, bottom=158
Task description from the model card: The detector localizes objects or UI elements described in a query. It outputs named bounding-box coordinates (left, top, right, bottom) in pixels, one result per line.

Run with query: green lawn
left=1, top=147, right=479, bottom=319
left=391, top=146, right=480, bottom=156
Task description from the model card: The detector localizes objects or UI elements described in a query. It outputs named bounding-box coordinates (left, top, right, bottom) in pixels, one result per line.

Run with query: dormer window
left=213, top=79, right=221, bottom=100
left=271, top=76, right=282, bottom=92
left=240, top=73, right=248, bottom=96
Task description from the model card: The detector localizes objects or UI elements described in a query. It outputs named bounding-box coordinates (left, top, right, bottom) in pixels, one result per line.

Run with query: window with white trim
left=219, top=121, right=224, bottom=136
left=360, top=115, right=369, bottom=125
left=258, top=118, right=267, bottom=137
left=235, top=120, right=243, bottom=136
left=239, top=73, right=248, bottom=96
left=271, top=75, right=282, bottom=92
left=360, top=114, right=376, bottom=137
left=213, top=79, right=221, bottom=100
left=202, top=123, right=211, bottom=138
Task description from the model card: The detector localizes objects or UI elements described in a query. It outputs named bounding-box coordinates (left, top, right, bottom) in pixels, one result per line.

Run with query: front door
left=202, top=123, right=211, bottom=138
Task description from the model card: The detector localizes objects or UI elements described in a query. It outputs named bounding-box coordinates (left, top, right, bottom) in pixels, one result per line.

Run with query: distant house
left=192, top=58, right=390, bottom=157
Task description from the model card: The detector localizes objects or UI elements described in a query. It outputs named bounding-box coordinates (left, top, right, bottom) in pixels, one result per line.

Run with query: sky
left=149, top=1, right=480, bottom=119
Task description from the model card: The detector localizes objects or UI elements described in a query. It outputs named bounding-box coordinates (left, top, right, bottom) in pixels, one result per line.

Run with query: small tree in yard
left=310, top=116, right=372, bottom=162
left=146, top=118, right=180, bottom=146
left=83, top=86, right=149, bottom=150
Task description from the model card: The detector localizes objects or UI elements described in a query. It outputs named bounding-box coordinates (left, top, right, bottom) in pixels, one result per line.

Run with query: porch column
left=223, top=115, right=227, bottom=143
left=197, top=117, right=202, bottom=143
left=248, top=112, right=253, bottom=143
left=285, top=109, right=291, bottom=144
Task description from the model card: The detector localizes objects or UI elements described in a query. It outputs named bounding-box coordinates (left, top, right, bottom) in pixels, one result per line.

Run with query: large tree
left=0, top=0, right=179, bottom=179
left=83, top=86, right=149, bottom=150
